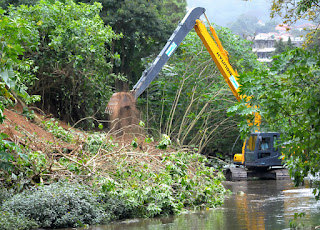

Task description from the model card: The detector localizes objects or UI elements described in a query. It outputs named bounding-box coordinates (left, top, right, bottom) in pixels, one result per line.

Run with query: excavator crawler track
left=224, top=167, right=290, bottom=181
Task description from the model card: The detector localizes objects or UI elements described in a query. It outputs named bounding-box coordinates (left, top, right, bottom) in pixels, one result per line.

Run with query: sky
left=186, top=0, right=274, bottom=26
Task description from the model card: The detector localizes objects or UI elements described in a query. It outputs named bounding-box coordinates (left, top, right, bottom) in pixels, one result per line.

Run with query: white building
left=252, top=30, right=304, bottom=62
left=252, top=33, right=276, bottom=62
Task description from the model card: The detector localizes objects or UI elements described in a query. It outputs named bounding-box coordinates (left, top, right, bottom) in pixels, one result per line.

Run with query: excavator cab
left=234, top=132, right=282, bottom=168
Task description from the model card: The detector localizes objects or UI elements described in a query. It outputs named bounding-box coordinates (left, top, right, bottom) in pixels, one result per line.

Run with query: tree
left=0, top=7, right=41, bottom=172
left=77, top=0, right=187, bottom=92
left=229, top=0, right=320, bottom=199
left=273, top=38, right=286, bottom=54
left=273, top=38, right=295, bottom=55
left=286, top=37, right=295, bottom=50
left=233, top=48, right=320, bottom=198
left=0, top=7, right=39, bottom=120
left=162, top=0, right=187, bottom=27
left=306, top=30, right=320, bottom=51
left=271, top=0, right=320, bottom=25
left=1, top=0, right=187, bottom=92
left=228, top=14, right=259, bottom=38
left=0, top=0, right=37, bottom=9
left=271, top=0, right=320, bottom=42
left=6, top=0, right=121, bottom=126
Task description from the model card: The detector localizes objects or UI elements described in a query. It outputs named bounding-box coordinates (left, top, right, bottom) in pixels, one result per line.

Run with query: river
left=63, top=180, right=320, bottom=230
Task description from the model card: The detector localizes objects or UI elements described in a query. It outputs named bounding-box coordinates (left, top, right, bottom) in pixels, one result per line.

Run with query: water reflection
left=62, top=180, right=320, bottom=230
left=222, top=180, right=320, bottom=229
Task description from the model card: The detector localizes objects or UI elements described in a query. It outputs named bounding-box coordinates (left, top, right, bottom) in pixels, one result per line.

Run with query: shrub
left=98, top=191, right=129, bottom=220
left=84, top=133, right=117, bottom=154
left=43, top=119, right=74, bottom=143
left=0, top=211, right=38, bottom=230
left=0, top=187, right=14, bottom=205
left=100, top=151, right=227, bottom=219
left=2, top=182, right=107, bottom=228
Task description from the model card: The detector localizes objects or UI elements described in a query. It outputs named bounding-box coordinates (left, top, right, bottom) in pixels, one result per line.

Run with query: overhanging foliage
left=234, top=48, right=320, bottom=198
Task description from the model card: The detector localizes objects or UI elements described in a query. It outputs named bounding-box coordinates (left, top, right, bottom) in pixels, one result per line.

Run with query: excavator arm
left=133, top=7, right=205, bottom=99
left=194, top=19, right=240, bottom=101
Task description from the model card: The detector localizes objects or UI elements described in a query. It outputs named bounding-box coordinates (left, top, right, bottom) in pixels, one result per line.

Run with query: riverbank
left=63, top=180, right=320, bottom=230
left=0, top=109, right=227, bottom=229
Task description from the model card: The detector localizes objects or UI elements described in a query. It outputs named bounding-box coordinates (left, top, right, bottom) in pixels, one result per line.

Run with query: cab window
left=259, top=137, right=271, bottom=150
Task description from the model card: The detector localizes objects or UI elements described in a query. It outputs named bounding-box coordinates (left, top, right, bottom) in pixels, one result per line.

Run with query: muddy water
left=63, top=180, right=320, bottom=230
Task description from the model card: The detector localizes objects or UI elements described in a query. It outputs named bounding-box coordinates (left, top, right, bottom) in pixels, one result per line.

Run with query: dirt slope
left=0, top=109, right=73, bottom=151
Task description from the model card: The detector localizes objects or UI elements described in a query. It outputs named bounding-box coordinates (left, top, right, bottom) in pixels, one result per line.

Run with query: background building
left=252, top=24, right=309, bottom=62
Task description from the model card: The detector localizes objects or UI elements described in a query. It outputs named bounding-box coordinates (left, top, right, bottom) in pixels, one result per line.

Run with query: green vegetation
left=289, top=212, right=307, bottom=229
left=229, top=0, right=320, bottom=200
left=101, top=151, right=226, bottom=218
left=140, top=27, right=264, bottom=154
left=0, top=2, right=266, bottom=228
left=1, top=0, right=188, bottom=127
left=0, top=0, right=121, bottom=127
left=10, top=0, right=121, bottom=126
left=43, top=118, right=75, bottom=143
left=233, top=47, right=320, bottom=198
left=0, top=1, right=227, bottom=228
left=271, top=0, right=319, bottom=26
left=0, top=211, right=39, bottom=230
left=271, top=0, right=319, bottom=45
left=2, top=182, right=107, bottom=228
left=0, top=127, right=227, bottom=229
left=1, top=0, right=320, bottom=228
left=0, top=6, right=40, bottom=123
left=273, top=37, right=296, bottom=55
left=75, top=0, right=187, bottom=92
left=0, top=0, right=258, bottom=155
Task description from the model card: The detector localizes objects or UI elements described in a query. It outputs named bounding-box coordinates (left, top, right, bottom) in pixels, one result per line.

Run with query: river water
left=64, top=180, right=320, bottom=230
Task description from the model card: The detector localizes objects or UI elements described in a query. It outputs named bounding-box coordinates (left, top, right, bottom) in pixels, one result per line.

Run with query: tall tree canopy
left=4, top=0, right=121, bottom=125
left=78, top=0, right=187, bottom=91
left=1, top=0, right=187, bottom=92
left=0, top=0, right=37, bottom=9
left=271, top=0, right=320, bottom=25
left=1, top=0, right=187, bottom=126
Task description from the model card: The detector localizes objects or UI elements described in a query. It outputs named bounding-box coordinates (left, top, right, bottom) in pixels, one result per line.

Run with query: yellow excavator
left=106, top=7, right=288, bottom=180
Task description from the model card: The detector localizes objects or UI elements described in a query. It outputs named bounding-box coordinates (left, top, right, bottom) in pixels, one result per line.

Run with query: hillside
left=1, top=108, right=73, bottom=151
left=0, top=106, right=227, bottom=230
left=0, top=105, right=164, bottom=182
